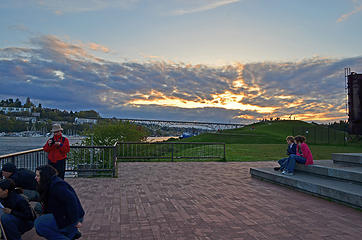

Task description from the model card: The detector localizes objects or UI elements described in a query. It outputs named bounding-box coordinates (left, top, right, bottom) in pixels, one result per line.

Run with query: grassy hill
left=175, top=120, right=361, bottom=161
left=182, top=120, right=318, bottom=144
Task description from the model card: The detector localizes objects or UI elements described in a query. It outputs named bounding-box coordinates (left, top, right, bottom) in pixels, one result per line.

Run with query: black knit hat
left=2, top=162, right=17, bottom=173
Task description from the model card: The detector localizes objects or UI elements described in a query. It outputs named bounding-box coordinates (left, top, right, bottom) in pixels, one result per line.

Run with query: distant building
left=74, top=117, right=98, bottom=125
left=32, top=112, right=41, bottom=117
left=15, top=116, right=37, bottom=123
left=347, top=72, right=362, bottom=135
left=52, top=121, right=68, bottom=125
left=0, top=107, right=31, bottom=114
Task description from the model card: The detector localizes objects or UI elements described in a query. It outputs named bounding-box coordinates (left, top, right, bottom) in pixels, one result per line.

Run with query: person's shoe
left=282, top=170, right=293, bottom=176
left=72, top=231, right=82, bottom=240
left=274, top=167, right=281, bottom=171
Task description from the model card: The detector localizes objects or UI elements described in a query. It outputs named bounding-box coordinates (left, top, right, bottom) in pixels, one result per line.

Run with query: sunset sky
left=1, top=0, right=362, bottom=123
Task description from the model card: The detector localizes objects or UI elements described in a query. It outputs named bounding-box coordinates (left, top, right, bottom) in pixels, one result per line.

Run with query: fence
left=0, top=148, right=47, bottom=172
left=0, top=144, right=117, bottom=177
left=292, top=126, right=347, bottom=145
left=117, top=142, right=226, bottom=161
left=0, top=142, right=226, bottom=176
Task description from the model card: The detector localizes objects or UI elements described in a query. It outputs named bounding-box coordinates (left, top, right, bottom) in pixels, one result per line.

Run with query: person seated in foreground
left=274, top=136, right=297, bottom=171
left=0, top=179, right=35, bottom=240
left=34, top=165, right=84, bottom=240
left=282, top=135, right=313, bottom=176
left=1, top=162, right=39, bottom=202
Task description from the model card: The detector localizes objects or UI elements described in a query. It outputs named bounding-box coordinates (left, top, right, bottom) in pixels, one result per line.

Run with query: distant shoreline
left=0, top=136, right=84, bottom=156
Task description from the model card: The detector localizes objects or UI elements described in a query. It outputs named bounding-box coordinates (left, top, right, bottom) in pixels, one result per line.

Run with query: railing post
left=327, top=127, right=330, bottom=145
left=171, top=143, right=174, bottom=162
left=113, top=145, right=117, bottom=177
left=223, top=143, right=226, bottom=161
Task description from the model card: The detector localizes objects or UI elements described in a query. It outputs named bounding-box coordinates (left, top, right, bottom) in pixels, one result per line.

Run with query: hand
left=75, top=222, right=82, bottom=228
left=55, top=141, right=61, bottom=146
left=3, top=208, right=11, bottom=214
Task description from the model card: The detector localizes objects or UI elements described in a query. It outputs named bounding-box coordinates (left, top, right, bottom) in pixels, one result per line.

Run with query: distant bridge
left=114, top=118, right=245, bottom=130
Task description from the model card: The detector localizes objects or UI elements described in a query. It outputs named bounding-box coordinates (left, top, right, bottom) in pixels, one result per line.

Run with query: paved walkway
left=24, top=161, right=362, bottom=239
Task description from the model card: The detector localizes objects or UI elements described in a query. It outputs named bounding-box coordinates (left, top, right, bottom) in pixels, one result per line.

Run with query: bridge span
left=114, top=118, right=245, bottom=130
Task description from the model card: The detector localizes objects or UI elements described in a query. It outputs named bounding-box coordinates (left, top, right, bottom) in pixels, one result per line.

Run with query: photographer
left=43, top=124, right=70, bottom=179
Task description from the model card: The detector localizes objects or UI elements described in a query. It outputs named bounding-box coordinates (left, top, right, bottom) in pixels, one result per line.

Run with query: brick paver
left=24, top=161, right=362, bottom=239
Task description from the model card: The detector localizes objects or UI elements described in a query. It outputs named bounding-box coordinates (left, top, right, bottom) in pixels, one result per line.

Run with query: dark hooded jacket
left=0, top=191, right=34, bottom=221
left=43, top=176, right=85, bottom=229
left=9, top=168, right=37, bottom=190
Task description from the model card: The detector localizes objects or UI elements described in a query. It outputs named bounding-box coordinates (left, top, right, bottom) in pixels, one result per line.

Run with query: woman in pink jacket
left=282, top=135, right=313, bottom=175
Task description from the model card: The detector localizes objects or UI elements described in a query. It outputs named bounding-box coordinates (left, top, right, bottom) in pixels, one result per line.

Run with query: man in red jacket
left=43, top=124, right=70, bottom=179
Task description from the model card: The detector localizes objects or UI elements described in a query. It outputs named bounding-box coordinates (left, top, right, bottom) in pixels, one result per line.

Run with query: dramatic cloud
left=1, top=35, right=361, bottom=123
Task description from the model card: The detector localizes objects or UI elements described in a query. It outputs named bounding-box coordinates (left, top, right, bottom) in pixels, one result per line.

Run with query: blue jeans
left=285, top=154, right=306, bottom=173
left=278, top=157, right=288, bottom=170
left=0, top=209, right=33, bottom=240
left=35, top=214, right=79, bottom=240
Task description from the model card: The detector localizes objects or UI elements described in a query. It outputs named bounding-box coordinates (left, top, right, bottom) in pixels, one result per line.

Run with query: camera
left=49, top=139, right=55, bottom=145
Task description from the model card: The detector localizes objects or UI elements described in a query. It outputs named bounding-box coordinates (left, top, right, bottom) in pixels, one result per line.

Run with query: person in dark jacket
left=0, top=179, right=34, bottom=240
left=274, top=136, right=297, bottom=171
left=34, top=165, right=84, bottom=240
left=1, top=162, right=39, bottom=201
left=43, top=124, right=70, bottom=179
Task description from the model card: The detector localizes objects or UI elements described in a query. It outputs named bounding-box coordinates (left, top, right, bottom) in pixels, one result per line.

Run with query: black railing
left=292, top=126, right=347, bottom=145
left=0, top=142, right=226, bottom=176
left=0, top=143, right=117, bottom=177
left=117, top=142, right=226, bottom=161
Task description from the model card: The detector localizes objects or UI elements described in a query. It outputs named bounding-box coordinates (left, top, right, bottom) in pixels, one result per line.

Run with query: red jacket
left=43, top=134, right=70, bottom=163
left=296, top=143, right=313, bottom=165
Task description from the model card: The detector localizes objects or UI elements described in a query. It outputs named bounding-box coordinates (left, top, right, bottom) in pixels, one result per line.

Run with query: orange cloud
left=37, top=35, right=109, bottom=62
left=127, top=89, right=277, bottom=114
left=234, top=114, right=255, bottom=120
left=88, top=42, right=110, bottom=53
left=293, top=113, right=346, bottom=121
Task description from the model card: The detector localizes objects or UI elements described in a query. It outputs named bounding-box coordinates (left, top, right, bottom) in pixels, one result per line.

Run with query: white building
left=74, top=117, right=98, bottom=124
left=0, top=107, right=31, bottom=114
left=15, top=116, right=37, bottom=123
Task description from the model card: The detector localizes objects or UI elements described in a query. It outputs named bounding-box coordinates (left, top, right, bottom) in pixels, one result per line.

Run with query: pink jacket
left=296, top=143, right=313, bottom=165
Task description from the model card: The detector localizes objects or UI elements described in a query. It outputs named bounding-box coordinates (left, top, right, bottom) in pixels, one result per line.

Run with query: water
left=0, top=136, right=84, bottom=156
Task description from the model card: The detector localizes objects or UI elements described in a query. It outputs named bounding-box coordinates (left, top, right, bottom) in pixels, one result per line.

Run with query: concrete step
left=332, top=153, right=362, bottom=166
left=295, top=160, right=362, bottom=184
left=250, top=167, right=362, bottom=209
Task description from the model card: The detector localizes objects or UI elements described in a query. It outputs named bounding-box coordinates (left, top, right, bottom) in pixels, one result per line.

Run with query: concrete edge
left=250, top=168, right=362, bottom=209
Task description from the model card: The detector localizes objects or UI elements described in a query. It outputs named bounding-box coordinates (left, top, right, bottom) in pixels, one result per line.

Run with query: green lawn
left=226, top=144, right=362, bottom=161
left=131, top=120, right=361, bottom=162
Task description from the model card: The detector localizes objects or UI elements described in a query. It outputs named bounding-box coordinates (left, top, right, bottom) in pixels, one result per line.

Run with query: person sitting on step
left=282, top=135, right=313, bottom=176
left=274, top=136, right=297, bottom=171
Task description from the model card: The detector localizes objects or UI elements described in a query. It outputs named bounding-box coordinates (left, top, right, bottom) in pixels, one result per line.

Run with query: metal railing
left=292, top=126, right=347, bottom=145
left=0, top=148, right=47, bottom=172
left=117, top=142, right=226, bottom=161
left=67, top=144, right=117, bottom=177
left=0, top=144, right=117, bottom=177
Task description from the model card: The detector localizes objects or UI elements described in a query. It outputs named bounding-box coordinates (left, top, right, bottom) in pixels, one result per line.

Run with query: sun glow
left=127, top=90, right=277, bottom=113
